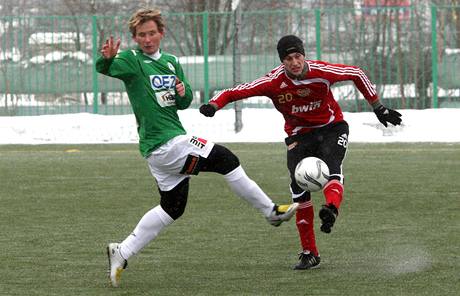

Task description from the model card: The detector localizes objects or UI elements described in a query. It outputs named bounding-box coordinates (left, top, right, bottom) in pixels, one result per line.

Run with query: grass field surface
left=0, top=143, right=459, bottom=296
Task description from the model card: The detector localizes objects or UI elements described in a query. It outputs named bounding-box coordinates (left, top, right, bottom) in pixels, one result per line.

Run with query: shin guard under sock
left=323, top=180, right=344, bottom=210
left=295, top=200, right=318, bottom=256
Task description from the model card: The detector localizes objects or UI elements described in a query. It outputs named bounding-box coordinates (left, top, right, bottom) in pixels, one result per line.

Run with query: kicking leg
left=201, top=144, right=297, bottom=225
left=318, top=122, right=348, bottom=233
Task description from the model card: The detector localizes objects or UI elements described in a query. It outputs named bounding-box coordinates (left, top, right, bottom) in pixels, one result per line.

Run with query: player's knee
left=202, top=144, right=240, bottom=174
left=160, top=197, right=187, bottom=220
left=328, top=174, right=344, bottom=184
left=219, top=148, right=240, bottom=173
left=159, top=178, right=189, bottom=220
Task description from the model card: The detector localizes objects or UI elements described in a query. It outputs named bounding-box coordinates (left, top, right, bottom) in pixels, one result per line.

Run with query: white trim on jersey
left=290, top=77, right=331, bottom=92
left=270, top=66, right=285, bottom=77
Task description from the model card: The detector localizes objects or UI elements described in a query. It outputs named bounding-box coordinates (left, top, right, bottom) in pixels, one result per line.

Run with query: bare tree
left=1, top=0, right=459, bottom=113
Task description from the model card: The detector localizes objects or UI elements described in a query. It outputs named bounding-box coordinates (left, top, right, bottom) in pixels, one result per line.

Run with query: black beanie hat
left=277, top=35, right=305, bottom=61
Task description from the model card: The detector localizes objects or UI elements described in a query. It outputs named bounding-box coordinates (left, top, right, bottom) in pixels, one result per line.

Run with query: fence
left=0, top=4, right=459, bottom=116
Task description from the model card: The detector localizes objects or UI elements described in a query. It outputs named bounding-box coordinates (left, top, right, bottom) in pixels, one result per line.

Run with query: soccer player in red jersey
left=200, top=35, right=402, bottom=270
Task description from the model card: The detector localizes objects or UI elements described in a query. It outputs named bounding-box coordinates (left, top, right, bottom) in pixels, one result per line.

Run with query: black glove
left=199, top=104, right=217, bottom=117
left=373, top=105, right=402, bottom=127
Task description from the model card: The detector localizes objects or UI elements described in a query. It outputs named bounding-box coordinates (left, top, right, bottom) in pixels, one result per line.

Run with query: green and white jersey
left=96, top=48, right=193, bottom=157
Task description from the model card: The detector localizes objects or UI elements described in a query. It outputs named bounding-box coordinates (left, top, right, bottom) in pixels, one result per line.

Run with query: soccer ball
left=294, top=157, right=330, bottom=192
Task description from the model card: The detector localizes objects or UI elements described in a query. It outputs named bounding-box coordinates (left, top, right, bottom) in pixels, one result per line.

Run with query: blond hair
left=128, top=8, right=165, bottom=36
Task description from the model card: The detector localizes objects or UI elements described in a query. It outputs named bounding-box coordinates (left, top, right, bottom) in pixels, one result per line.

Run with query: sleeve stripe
left=310, top=63, right=376, bottom=96
left=210, top=77, right=270, bottom=103
left=212, top=70, right=281, bottom=99
left=322, top=65, right=376, bottom=96
left=310, top=64, right=376, bottom=96
left=210, top=65, right=283, bottom=103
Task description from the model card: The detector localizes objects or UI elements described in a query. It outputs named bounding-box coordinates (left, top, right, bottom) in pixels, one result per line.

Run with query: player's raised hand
left=100, top=36, right=121, bottom=59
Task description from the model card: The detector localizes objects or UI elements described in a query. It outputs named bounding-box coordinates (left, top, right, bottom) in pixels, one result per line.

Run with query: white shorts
left=147, top=135, right=215, bottom=191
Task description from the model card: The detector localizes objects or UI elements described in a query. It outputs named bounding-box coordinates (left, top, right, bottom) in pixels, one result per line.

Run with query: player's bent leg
left=199, top=144, right=240, bottom=175
left=319, top=180, right=342, bottom=233
left=223, top=165, right=275, bottom=217
left=201, top=145, right=298, bottom=226
left=318, top=122, right=348, bottom=234
left=322, top=179, right=344, bottom=210
left=223, top=165, right=298, bottom=226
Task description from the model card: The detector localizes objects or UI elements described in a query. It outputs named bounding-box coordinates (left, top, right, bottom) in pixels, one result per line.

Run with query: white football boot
left=267, top=203, right=299, bottom=226
left=107, top=243, right=128, bottom=287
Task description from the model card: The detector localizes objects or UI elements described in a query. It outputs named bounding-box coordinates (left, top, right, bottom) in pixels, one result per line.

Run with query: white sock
left=119, top=205, right=174, bottom=260
left=224, top=166, right=275, bottom=217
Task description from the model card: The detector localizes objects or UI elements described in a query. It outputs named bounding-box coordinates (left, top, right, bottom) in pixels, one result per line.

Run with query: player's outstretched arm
left=372, top=101, right=402, bottom=127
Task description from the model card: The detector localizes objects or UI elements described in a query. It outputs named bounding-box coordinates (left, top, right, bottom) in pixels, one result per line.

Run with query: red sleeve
left=209, top=75, right=272, bottom=109
left=309, top=60, right=379, bottom=104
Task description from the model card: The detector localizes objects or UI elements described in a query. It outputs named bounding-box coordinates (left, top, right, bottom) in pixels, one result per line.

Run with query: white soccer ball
left=294, top=157, right=330, bottom=192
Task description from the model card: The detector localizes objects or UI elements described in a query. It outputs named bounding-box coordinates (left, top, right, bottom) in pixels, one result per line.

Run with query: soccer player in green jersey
left=96, top=8, right=298, bottom=288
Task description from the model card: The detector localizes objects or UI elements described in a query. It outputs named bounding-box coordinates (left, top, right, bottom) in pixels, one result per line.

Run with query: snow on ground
left=0, top=108, right=459, bottom=144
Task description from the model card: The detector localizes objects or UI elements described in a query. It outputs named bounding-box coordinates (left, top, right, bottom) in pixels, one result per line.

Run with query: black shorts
left=286, top=121, right=349, bottom=195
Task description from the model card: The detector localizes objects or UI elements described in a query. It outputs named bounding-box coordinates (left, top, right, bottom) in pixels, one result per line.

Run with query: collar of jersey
left=146, top=50, right=161, bottom=60
left=139, top=48, right=162, bottom=61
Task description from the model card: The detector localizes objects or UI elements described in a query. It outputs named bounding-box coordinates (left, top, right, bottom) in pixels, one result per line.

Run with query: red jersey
left=210, top=60, right=379, bottom=136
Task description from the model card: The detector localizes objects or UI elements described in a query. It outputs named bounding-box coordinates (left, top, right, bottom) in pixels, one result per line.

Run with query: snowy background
left=1, top=108, right=459, bottom=144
